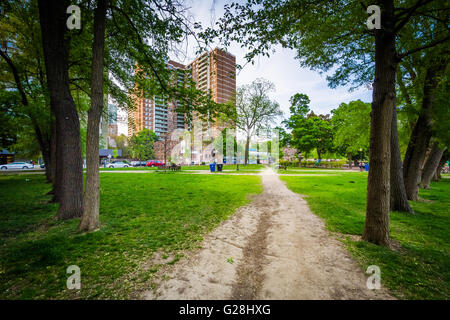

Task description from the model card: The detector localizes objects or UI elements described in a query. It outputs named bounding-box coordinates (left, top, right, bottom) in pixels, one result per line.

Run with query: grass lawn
left=280, top=173, right=449, bottom=299
left=0, top=173, right=262, bottom=299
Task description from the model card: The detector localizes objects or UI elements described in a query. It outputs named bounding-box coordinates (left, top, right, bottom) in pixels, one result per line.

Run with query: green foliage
left=203, top=0, right=375, bottom=89
left=0, top=1, right=52, bottom=158
left=128, top=129, right=158, bottom=160
left=284, top=93, right=333, bottom=159
left=274, top=126, right=291, bottom=148
left=331, top=100, right=371, bottom=157
left=289, top=93, right=310, bottom=117
left=0, top=90, right=21, bottom=149
left=432, top=70, right=450, bottom=148
left=115, top=134, right=129, bottom=158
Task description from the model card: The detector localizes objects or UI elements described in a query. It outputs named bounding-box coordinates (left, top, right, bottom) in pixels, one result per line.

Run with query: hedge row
left=279, top=159, right=348, bottom=168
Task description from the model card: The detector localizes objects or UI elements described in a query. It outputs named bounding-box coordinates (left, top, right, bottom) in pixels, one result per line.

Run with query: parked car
left=40, top=163, right=45, bottom=168
left=0, top=162, right=34, bottom=170
left=130, top=160, right=140, bottom=167
left=107, top=161, right=130, bottom=168
left=131, top=161, right=147, bottom=167
left=146, top=160, right=164, bottom=167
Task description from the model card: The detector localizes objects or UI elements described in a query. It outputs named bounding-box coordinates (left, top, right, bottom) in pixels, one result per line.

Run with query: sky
left=117, top=0, right=373, bottom=135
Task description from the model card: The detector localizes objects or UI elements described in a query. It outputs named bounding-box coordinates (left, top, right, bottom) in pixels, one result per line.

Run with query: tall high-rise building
left=189, top=48, right=236, bottom=105
left=128, top=60, right=188, bottom=138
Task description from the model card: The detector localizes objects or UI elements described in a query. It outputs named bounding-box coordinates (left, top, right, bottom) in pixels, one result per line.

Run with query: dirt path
left=142, top=168, right=393, bottom=300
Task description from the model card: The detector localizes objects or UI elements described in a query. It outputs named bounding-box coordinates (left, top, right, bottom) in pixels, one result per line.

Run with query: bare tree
left=234, top=78, right=282, bottom=165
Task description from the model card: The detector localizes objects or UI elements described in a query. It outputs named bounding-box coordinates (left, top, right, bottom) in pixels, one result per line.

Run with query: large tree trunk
left=244, top=134, right=250, bottom=165
left=362, top=0, right=395, bottom=247
left=403, top=59, right=447, bottom=200
left=38, top=0, right=84, bottom=219
left=421, top=142, right=446, bottom=189
left=79, top=0, right=108, bottom=232
left=390, top=102, right=413, bottom=213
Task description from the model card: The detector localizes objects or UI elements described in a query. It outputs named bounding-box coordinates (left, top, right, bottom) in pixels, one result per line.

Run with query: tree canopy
left=283, top=93, right=333, bottom=159
left=331, top=100, right=371, bottom=157
left=128, top=128, right=158, bottom=160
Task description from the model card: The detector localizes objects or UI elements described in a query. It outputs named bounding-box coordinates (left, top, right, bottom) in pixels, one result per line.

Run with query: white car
left=107, top=161, right=130, bottom=168
left=0, top=162, right=34, bottom=170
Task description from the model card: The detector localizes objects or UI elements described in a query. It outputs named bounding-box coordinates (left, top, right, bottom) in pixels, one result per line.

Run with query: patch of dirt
left=231, top=200, right=272, bottom=299
left=139, top=168, right=394, bottom=300
left=388, top=239, right=406, bottom=254
left=417, top=197, right=434, bottom=203
left=142, top=251, right=177, bottom=268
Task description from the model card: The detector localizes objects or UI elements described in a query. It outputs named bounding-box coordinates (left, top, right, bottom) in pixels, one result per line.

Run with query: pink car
left=146, top=160, right=164, bottom=167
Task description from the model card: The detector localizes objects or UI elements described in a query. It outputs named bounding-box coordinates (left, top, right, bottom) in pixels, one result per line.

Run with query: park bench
left=169, top=164, right=181, bottom=172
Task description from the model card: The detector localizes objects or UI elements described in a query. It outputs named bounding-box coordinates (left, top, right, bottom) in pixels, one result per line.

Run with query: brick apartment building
left=128, top=60, right=188, bottom=138
left=128, top=48, right=236, bottom=162
left=189, top=48, right=236, bottom=105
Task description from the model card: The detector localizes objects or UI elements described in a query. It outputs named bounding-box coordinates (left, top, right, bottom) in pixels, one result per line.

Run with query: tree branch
left=397, top=35, right=450, bottom=60
left=0, top=49, right=28, bottom=106
left=110, top=4, right=168, bottom=94
left=395, top=0, right=435, bottom=33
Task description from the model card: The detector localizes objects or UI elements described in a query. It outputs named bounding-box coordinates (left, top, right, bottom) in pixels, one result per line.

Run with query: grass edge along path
left=280, top=173, right=449, bottom=300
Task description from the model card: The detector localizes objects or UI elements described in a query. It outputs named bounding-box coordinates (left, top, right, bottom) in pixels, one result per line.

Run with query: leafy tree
left=400, top=44, right=449, bottom=200
left=274, top=126, right=291, bottom=148
left=234, top=78, right=282, bottom=165
left=115, top=134, right=129, bottom=157
left=331, top=100, right=371, bottom=159
left=38, top=0, right=85, bottom=219
left=284, top=93, right=333, bottom=160
left=0, top=1, right=53, bottom=183
left=129, top=129, right=158, bottom=160
left=79, top=0, right=108, bottom=232
left=0, top=90, right=21, bottom=149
